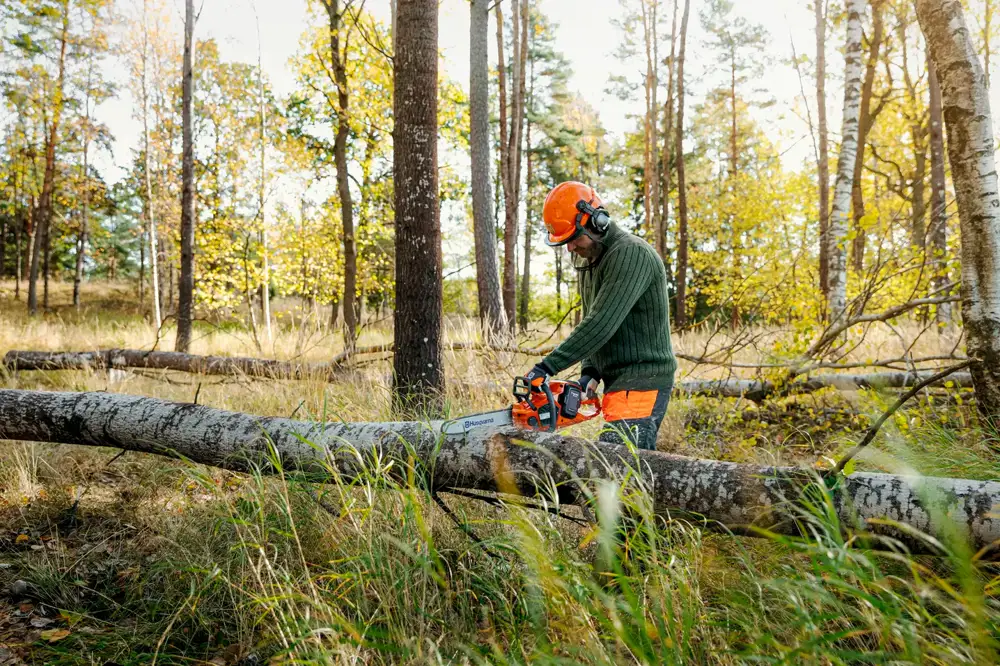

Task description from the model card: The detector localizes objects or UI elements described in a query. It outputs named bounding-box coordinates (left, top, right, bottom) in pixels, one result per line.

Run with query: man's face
left=565, top=233, right=600, bottom=259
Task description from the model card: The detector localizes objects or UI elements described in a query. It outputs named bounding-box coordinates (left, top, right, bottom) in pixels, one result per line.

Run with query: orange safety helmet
left=542, top=181, right=610, bottom=247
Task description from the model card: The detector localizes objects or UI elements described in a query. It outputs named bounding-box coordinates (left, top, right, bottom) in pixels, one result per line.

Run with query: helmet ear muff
left=590, top=207, right=610, bottom=233
left=575, top=199, right=610, bottom=234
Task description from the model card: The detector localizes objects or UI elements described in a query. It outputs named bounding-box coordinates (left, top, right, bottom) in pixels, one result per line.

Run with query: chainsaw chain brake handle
left=511, top=376, right=601, bottom=432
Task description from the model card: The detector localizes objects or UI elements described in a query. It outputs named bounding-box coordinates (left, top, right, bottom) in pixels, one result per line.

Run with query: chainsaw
left=440, top=375, right=602, bottom=437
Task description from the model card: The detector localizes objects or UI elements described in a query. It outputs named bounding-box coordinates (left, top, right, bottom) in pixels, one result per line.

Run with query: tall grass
left=1, top=282, right=997, bottom=664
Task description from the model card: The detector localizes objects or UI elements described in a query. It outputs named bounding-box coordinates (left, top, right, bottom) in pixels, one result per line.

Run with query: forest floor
left=0, top=281, right=998, bottom=665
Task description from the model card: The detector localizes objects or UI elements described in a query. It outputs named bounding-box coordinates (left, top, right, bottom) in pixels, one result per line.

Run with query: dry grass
left=0, top=281, right=996, bottom=665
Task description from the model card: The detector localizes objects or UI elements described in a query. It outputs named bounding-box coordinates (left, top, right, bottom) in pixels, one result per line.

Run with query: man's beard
left=570, top=244, right=604, bottom=270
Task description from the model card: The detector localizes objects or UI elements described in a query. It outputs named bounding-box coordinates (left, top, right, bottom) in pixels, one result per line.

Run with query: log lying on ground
left=0, top=388, right=996, bottom=556
left=4, top=350, right=975, bottom=403
left=677, top=370, right=975, bottom=402
left=2, top=349, right=336, bottom=381
left=2, top=344, right=554, bottom=381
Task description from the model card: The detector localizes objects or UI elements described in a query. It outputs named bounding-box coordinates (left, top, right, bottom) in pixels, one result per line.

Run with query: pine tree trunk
left=816, top=0, right=831, bottom=298
left=518, top=21, right=535, bottom=336
left=392, top=0, right=444, bottom=416
left=554, top=248, right=563, bottom=332
left=176, top=0, right=196, bottom=352
left=827, top=0, right=865, bottom=323
left=469, top=0, right=507, bottom=340
left=916, top=0, right=1000, bottom=423
left=73, top=144, right=88, bottom=308
left=322, top=0, right=358, bottom=351
left=927, top=54, right=950, bottom=324
left=13, top=204, right=21, bottom=299
left=12, top=175, right=21, bottom=299
left=28, top=2, right=69, bottom=316
left=659, top=0, right=679, bottom=261
left=850, top=0, right=884, bottom=273
left=42, top=218, right=50, bottom=309
left=641, top=0, right=658, bottom=238
left=1, top=171, right=9, bottom=282
left=674, top=0, right=691, bottom=328
left=139, top=229, right=145, bottom=306
left=497, top=0, right=527, bottom=330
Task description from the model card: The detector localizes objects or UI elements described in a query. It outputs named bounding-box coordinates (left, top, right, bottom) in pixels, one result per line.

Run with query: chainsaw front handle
left=540, top=380, right=557, bottom=432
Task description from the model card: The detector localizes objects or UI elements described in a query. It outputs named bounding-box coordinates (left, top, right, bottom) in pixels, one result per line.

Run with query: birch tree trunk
left=393, top=0, right=444, bottom=415
left=827, top=0, right=865, bottom=323
left=255, top=5, right=272, bottom=345
left=73, top=58, right=94, bottom=310
left=927, top=54, right=950, bottom=324
left=816, top=0, right=831, bottom=297
left=176, top=0, right=196, bottom=352
left=674, top=0, right=691, bottom=328
left=141, top=0, right=162, bottom=331
left=469, top=0, right=507, bottom=341
left=0, top=388, right=997, bottom=555
left=916, top=0, right=1000, bottom=423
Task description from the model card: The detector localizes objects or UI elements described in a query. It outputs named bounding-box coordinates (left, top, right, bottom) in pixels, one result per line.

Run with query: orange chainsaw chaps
left=601, top=390, right=659, bottom=421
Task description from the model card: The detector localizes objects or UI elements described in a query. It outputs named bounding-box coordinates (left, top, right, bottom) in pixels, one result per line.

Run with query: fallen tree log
left=676, top=370, right=975, bottom=402
left=4, top=350, right=975, bottom=403
left=2, top=349, right=336, bottom=381
left=2, top=343, right=555, bottom=381
left=0, top=388, right=996, bottom=556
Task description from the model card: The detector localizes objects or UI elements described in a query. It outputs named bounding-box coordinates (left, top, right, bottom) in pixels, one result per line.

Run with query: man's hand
left=523, top=362, right=552, bottom=391
left=578, top=368, right=601, bottom=398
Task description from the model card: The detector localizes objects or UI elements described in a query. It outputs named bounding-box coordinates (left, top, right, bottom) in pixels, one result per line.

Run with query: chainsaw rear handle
left=512, top=374, right=558, bottom=432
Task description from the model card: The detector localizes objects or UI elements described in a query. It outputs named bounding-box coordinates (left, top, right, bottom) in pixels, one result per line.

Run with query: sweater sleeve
left=542, top=243, right=655, bottom=375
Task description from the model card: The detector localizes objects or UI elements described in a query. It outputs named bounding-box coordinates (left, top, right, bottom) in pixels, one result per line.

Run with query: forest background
left=3, top=0, right=1000, bottom=663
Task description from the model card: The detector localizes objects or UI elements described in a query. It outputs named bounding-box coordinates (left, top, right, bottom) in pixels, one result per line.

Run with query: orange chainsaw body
left=511, top=376, right=601, bottom=431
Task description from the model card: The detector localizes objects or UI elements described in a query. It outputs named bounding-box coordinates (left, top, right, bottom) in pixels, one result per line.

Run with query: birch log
left=675, top=370, right=974, bottom=402
left=0, top=389, right=997, bottom=556
left=916, top=0, right=1000, bottom=423
left=3, top=350, right=974, bottom=401
left=2, top=349, right=335, bottom=380
left=827, top=0, right=865, bottom=322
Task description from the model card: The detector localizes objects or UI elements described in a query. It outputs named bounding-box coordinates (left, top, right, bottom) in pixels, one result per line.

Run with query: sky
left=94, top=0, right=821, bottom=185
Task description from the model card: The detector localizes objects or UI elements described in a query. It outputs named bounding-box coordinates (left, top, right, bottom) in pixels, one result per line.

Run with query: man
left=523, top=181, right=676, bottom=451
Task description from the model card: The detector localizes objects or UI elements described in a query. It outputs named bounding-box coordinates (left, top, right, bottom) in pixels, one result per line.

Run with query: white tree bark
left=3, top=349, right=336, bottom=380
left=827, top=0, right=865, bottom=322
left=0, top=389, right=997, bottom=555
left=141, top=0, right=162, bottom=331
left=916, top=0, right=1000, bottom=423
left=676, top=370, right=974, bottom=402
left=254, top=4, right=272, bottom=345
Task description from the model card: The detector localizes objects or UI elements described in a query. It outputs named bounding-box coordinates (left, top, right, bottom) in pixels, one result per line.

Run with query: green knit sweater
left=543, top=222, right=676, bottom=392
